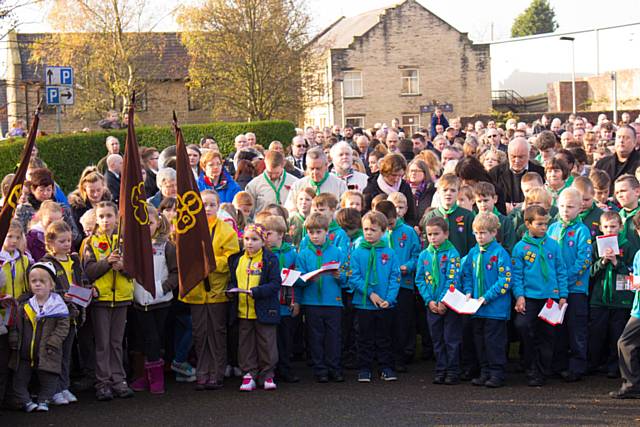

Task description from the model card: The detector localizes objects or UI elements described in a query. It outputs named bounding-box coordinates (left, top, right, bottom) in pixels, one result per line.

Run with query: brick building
left=304, top=0, right=492, bottom=134
left=2, top=30, right=212, bottom=135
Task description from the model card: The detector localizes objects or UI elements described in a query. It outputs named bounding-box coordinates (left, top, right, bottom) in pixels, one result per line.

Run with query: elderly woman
left=148, top=167, right=177, bottom=208
left=197, top=150, right=241, bottom=203
left=363, top=153, right=417, bottom=226
left=68, top=168, right=113, bottom=235
left=406, top=158, right=436, bottom=221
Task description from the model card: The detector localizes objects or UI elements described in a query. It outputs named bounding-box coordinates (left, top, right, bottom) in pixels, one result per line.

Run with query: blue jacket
left=343, top=230, right=364, bottom=292
left=388, top=220, right=421, bottom=290
left=511, top=233, right=568, bottom=299
left=461, top=240, right=512, bottom=320
left=299, top=221, right=350, bottom=256
left=631, top=250, right=640, bottom=319
left=197, top=169, right=241, bottom=204
left=228, top=249, right=281, bottom=325
left=430, top=113, right=449, bottom=139
left=415, top=241, right=461, bottom=305
left=295, top=241, right=345, bottom=307
left=548, top=220, right=592, bottom=295
left=349, top=244, right=400, bottom=310
left=271, top=244, right=298, bottom=317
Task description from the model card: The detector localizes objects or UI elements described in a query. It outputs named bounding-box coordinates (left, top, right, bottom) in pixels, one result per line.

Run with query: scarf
left=28, top=292, right=69, bottom=320
left=312, top=240, right=332, bottom=296
left=377, top=174, right=401, bottom=195
left=263, top=171, right=287, bottom=204
left=204, top=172, right=227, bottom=191
left=522, top=232, right=549, bottom=282
left=272, top=242, right=293, bottom=270
left=475, top=241, right=494, bottom=297
left=426, top=240, right=455, bottom=293
left=310, top=172, right=329, bottom=196
left=438, top=203, right=458, bottom=219
left=620, top=206, right=640, bottom=224
left=578, top=202, right=596, bottom=221
left=349, top=228, right=363, bottom=243
left=358, top=240, right=387, bottom=305
left=387, top=218, right=405, bottom=249
left=559, top=217, right=580, bottom=246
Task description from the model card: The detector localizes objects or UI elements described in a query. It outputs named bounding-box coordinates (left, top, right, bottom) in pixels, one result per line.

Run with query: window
left=345, top=117, right=364, bottom=128
left=343, top=71, right=362, bottom=98
left=402, top=114, right=420, bottom=135
left=401, top=69, right=419, bottom=95
left=187, top=87, right=202, bottom=111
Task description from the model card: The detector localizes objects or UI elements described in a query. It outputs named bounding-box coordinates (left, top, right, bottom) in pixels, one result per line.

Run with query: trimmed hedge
left=0, top=120, right=296, bottom=194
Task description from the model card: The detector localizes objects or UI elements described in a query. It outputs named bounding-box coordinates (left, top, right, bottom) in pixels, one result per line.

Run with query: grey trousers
left=13, top=362, right=58, bottom=404
left=191, top=303, right=227, bottom=383
left=92, top=305, right=128, bottom=390
left=238, top=319, right=278, bottom=382
left=56, top=326, right=75, bottom=393
left=618, top=316, right=640, bottom=392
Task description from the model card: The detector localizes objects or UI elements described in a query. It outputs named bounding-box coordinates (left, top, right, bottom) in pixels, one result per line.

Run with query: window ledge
left=400, top=93, right=422, bottom=97
left=344, top=96, right=364, bottom=100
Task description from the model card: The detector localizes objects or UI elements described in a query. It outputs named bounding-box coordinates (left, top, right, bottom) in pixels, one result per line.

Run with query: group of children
left=2, top=160, right=640, bottom=414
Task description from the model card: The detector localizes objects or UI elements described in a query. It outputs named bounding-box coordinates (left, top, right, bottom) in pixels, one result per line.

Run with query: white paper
left=596, top=234, right=620, bottom=258
left=281, top=268, right=302, bottom=287
left=538, top=299, right=568, bottom=326
left=66, top=285, right=93, bottom=308
left=227, top=288, right=252, bottom=294
left=441, top=288, right=483, bottom=315
left=300, top=261, right=340, bottom=282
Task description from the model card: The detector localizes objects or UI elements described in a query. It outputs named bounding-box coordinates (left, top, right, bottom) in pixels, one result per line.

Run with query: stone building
left=2, top=30, right=212, bottom=135
left=304, top=0, right=491, bottom=134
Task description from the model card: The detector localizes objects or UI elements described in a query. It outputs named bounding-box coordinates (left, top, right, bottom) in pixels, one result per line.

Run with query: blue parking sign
left=60, top=67, right=73, bottom=85
left=47, top=87, right=60, bottom=105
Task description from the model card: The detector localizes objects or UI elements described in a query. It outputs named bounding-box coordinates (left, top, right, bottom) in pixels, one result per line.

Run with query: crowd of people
left=2, top=108, right=640, bottom=414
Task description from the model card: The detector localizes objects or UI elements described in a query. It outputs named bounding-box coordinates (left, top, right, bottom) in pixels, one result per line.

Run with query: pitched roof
left=313, top=7, right=388, bottom=50
left=15, top=32, right=189, bottom=82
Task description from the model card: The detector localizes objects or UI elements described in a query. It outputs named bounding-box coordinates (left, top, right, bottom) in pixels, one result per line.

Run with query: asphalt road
left=2, top=361, right=639, bottom=426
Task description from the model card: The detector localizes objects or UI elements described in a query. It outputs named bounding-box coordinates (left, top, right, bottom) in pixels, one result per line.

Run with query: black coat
left=104, top=170, right=121, bottom=205
left=594, top=149, right=640, bottom=195
left=227, top=249, right=281, bottom=325
left=363, top=173, right=418, bottom=227
left=489, top=161, right=545, bottom=206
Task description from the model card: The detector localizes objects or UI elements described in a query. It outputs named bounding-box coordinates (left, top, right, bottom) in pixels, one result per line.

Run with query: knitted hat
left=28, top=261, right=61, bottom=288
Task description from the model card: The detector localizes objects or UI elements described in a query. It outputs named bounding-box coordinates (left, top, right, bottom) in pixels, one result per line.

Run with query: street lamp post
left=560, top=36, right=576, bottom=114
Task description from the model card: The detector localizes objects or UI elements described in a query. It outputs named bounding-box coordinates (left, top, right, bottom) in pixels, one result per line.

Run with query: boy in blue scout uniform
left=548, top=188, right=593, bottom=382
left=415, top=216, right=462, bottom=385
left=461, top=213, right=512, bottom=388
left=512, top=205, right=568, bottom=387
left=299, top=194, right=350, bottom=255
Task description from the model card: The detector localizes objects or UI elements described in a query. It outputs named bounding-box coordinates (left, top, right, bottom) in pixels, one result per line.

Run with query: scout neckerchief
left=602, top=232, right=629, bottom=304
left=263, top=170, right=287, bottom=204
left=620, top=206, right=640, bottom=224
left=310, top=172, right=329, bottom=196
left=438, top=203, right=458, bottom=219
left=522, top=232, right=549, bottom=281
left=335, top=168, right=354, bottom=181
left=273, top=242, right=293, bottom=270
left=349, top=229, right=363, bottom=243
left=492, top=206, right=502, bottom=217
left=559, top=217, right=580, bottom=246
left=312, top=239, right=332, bottom=296
left=387, top=218, right=404, bottom=249
left=475, top=240, right=494, bottom=297
left=358, top=240, right=387, bottom=305
left=426, top=240, right=455, bottom=293
left=578, top=202, right=596, bottom=221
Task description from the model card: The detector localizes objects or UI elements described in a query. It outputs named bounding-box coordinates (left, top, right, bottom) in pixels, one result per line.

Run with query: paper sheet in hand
left=66, top=285, right=92, bottom=308
left=538, top=299, right=568, bottom=326
left=227, top=288, right=251, bottom=294
left=441, top=287, right=482, bottom=314
left=281, top=268, right=302, bottom=287
left=300, top=261, right=340, bottom=282
left=596, top=234, right=619, bottom=257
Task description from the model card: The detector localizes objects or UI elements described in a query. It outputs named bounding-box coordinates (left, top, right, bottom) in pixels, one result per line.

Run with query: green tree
left=511, top=0, right=558, bottom=38
left=178, top=0, right=313, bottom=121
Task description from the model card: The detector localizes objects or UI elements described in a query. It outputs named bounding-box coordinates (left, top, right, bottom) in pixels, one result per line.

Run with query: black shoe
left=527, top=376, right=544, bottom=387
left=432, top=375, right=445, bottom=385
left=460, top=371, right=474, bottom=381
left=609, top=389, right=640, bottom=399
left=444, top=375, right=459, bottom=385
left=485, top=377, right=504, bottom=388
left=471, top=375, right=489, bottom=386
left=315, top=375, right=329, bottom=383
left=563, top=372, right=582, bottom=383
left=279, top=373, right=300, bottom=383
left=329, top=372, right=345, bottom=383
left=396, top=365, right=408, bottom=373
